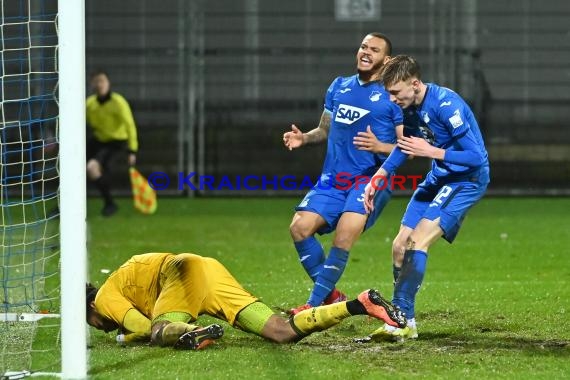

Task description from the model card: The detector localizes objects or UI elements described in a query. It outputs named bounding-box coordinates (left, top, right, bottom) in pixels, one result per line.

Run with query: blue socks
left=308, top=247, right=349, bottom=306
left=393, top=249, right=428, bottom=319
left=294, top=237, right=325, bottom=282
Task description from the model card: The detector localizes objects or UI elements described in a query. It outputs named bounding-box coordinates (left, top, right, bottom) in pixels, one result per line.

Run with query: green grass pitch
left=77, top=197, right=569, bottom=378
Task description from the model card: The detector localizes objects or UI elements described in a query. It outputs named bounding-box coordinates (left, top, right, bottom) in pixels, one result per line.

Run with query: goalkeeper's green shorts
left=235, top=302, right=274, bottom=335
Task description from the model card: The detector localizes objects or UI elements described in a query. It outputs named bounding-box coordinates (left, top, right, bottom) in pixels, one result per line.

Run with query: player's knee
left=289, top=217, right=312, bottom=241
left=332, top=233, right=355, bottom=251
left=86, top=159, right=101, bottom=180
left=392, top=238, right=406, bottom=264
left=405, top=236, right=416, bottom=250
left=407, top=234, right=432, bottom=252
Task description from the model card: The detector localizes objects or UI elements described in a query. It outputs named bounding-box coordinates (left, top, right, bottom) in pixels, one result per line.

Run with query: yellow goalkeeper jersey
left=86, top=92, right=138, bottom=152
left=94, top=253, right=258, bottom=332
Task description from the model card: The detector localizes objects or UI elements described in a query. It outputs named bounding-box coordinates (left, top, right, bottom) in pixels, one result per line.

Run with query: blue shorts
left=402, top=167, right=489, bottom=243
left=296, top=179, right=392, bottom=235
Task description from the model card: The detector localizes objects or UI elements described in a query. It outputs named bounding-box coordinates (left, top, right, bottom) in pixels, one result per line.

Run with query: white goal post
left=1, top=0, right=86, bottom=378
left=58, top=0, right=87, bottom=378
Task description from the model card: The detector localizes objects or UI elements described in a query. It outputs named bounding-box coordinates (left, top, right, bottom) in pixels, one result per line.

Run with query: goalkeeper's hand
left=116, top=331, right=150, bottom=345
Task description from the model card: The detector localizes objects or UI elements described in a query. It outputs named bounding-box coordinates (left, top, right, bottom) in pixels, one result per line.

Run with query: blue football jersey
left=402, top=83, right=488, bottom=179
left=321, top=75, right=402, bottom=185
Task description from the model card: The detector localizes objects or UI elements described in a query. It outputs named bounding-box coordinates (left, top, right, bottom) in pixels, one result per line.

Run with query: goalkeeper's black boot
left=174, top=324, right=224, bottom=350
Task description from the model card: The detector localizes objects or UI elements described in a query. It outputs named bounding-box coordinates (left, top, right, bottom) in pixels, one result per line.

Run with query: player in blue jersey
left=361, top=55, right=490, bottom=341
left=282, top=33, right=404, bottom=315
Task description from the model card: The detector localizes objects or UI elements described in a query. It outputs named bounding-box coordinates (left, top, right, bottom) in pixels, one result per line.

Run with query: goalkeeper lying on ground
left=86, top=252, right=406, bottom=349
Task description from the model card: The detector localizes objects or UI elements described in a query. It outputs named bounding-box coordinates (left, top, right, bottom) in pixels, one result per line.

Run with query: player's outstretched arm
left=283, top=124, right=304, bottom=150
left=283, top=110, right=331, bottom=150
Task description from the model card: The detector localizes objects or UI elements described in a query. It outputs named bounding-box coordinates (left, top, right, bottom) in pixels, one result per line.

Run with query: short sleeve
left=324, top=77, right=343, bottom=113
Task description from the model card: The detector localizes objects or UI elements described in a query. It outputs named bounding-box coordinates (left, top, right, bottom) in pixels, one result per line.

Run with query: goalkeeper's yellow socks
left=290, top=302, right=351, bottom=336
left=290, top=294, right=387, bottom=337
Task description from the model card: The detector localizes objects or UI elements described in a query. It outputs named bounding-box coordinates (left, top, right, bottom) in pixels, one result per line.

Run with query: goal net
left=1, top=0, right=64, bottom=376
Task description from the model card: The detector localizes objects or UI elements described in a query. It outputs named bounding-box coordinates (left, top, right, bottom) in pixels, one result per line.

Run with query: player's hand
left=353, top=125, right=381, bottom=152
left=283, top=124, right=304, bottom=150
left=128, top=153, right=137, bottom=166
left=363, top=181, right=376, bottom=213
left=364, top=176, right=380, bottom=214
left=363, top=168, right=388, bottom=213
left=116, top=334, right=126, bottom=345
left=397, top=136, right=438, bottom=158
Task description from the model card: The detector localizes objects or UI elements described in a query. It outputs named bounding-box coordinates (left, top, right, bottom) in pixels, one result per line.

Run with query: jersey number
left=429, top=185, right=453, bottom=207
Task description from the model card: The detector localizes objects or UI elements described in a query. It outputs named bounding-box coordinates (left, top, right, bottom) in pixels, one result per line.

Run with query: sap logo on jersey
left=335, top=104, right=370, bottom=125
